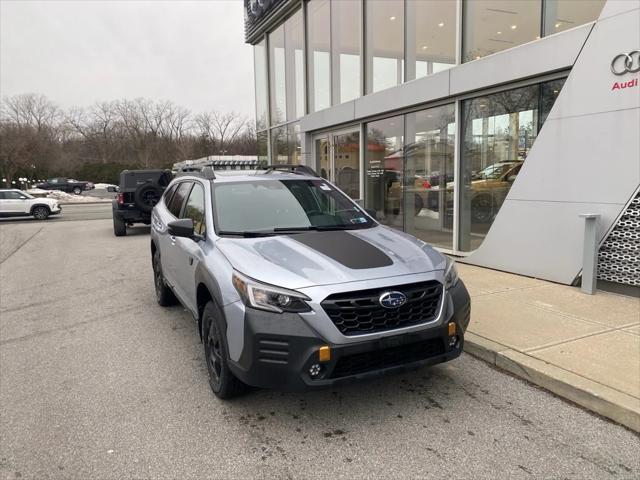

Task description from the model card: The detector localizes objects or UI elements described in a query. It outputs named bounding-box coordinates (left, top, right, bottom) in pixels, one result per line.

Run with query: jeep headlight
left=444, top=256, right=459, bottom=289
left=232, top=270, right=311, bottom=313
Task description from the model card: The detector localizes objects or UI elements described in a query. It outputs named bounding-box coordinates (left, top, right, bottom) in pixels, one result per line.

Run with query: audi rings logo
left=611, top=51, right=640, bottom=75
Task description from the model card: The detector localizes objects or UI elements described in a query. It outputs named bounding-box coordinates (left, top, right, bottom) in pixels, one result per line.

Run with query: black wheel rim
left=207, top=326, right=223, bottom=386
left=35, top=208, right=45, bottom=219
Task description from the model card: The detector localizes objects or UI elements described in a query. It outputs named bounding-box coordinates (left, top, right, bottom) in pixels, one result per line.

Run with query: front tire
left=113, top=215, right=126, bottom=236
left=203, top=301, right=247, bottom=399
left=72, top=187, right=82, bottom=195
left=152, top=250, right=176, bottom=306
left=32, top=206, right=50, bottom=220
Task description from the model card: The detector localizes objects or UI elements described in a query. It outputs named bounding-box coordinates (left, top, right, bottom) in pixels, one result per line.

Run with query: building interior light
left=511, top=25, right=517, bottom=30
left=422, top=45, right=428, bottom=50
left=389, top=16, right=396, bottom=21
left=555, top=22, right=561, bottom=28
left=497, top=31, right=502, bottom=35
left=438, top=22, right=444, bottom=27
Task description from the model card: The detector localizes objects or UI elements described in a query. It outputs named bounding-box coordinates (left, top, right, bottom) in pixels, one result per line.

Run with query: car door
left=160, top=181, right=193, bottom=297
left=2, top=191, right=30, bottom=214
left=171, top=182, right=207, bottom=313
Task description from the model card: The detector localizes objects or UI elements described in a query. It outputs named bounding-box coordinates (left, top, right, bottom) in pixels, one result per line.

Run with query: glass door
left=313, top=129, right=361, bottom=200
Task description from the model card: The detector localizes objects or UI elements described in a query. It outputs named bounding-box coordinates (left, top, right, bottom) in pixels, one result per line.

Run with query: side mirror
left=364, top=208, right=377, bottom=220
left=168, top=218, right=194, bottom=239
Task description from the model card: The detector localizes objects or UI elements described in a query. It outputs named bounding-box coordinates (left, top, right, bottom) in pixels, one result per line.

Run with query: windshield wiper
left=273, top=225, right=354, bottom=232
left=217, top=230, right=275, bottom=238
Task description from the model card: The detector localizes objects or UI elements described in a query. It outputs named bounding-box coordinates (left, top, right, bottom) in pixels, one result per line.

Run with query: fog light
left=448, top=336, right=459, bottom=348
left=448, top=322, right=456, bottom=336
left=319, top=346, right=331, bottom=362
left=309, top=363, right=322, bottom=377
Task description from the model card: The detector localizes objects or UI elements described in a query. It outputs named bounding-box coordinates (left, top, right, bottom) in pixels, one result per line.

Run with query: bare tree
left=195, top=111, right=248, bottom=155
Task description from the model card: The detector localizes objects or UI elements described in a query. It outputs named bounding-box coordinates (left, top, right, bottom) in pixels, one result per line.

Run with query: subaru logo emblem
left=379, top=291, right=407, bottom=309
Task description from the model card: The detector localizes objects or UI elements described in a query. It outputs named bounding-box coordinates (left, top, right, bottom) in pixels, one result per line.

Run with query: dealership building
left=244, top=0, right=640, bottom=292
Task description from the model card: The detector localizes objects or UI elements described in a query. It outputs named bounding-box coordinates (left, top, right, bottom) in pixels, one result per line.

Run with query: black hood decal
left=292, top=231, right=393, bottom=269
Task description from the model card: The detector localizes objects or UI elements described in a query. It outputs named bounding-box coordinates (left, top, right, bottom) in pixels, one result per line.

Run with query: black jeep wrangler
left=112, top=169, right=173, bottom=236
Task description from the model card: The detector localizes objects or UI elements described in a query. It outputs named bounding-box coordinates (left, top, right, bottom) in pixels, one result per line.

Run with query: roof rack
left=174, top=166, right=216, bottom=180
left=262, top=164, right=319, bottom=177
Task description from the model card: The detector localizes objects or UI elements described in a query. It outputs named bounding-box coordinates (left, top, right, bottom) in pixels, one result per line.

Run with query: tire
left=134, top=183, right=163, bottom=213
left=202, top=301, right=247, bottom=399
left=152, top=249, right=176, bottom=306
left=32, top=206, right=50, bottom=220
left=471, top=195, right=495, bottom=224
left=113, top=215, right=127, bottom=236
left=72, top=186, right=82, bottom=195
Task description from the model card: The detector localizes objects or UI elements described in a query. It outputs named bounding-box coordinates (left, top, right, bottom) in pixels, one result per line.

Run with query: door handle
left=188, top=257, right=194, bottom=266
left=170, top=235, right=176, bottom=245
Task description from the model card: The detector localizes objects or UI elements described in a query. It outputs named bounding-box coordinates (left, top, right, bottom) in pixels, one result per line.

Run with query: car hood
left=215, top=226, right=446, bottom=290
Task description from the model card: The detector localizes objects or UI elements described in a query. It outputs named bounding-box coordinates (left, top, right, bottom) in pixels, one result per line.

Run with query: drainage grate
left=597, top=190, right=640, bottom=287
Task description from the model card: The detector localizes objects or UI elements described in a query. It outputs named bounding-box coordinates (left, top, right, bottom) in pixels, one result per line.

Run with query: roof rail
left=262, top=164, right=319, bottom=177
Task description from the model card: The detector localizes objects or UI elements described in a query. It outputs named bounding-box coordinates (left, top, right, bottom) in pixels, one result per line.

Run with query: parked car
left=0, top=189, right=61, bottom=220
left=112, top=169, right=173, bottom=236
left=36, top=177, right=93, bottom=195
left=150, top=164, right=470, bottom=399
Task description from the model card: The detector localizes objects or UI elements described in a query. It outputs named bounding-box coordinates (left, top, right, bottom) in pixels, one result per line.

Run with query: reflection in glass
left=257, top=131, right=268, bottom=164
left=459, top=79, right=565, bottom=251
left=332, top=0, right=361, bottom=104
left=285, top=10, right=305, bottom=121
left=271, top=126, right=288, bottom=165
left=366, top=0, right=404, bottom=93
left=334, top=131, right=361, bottom=199
left=365, top=116, right=404, bottom=229
left=463, top=0, right=541, bottom=62
left=543, top=0, right=605, bottom=35
left=269, top=24, right=286, bottom=125
left=405, top=105, right=456, bottom=249
left=288, top=123, right=302, bottom=165
left=307, top=0, right=331, bottom=112
left=406, top=0, right=456, bottom=81
left=253, top=40, right=268, bottom=130
left=316, top=136, right=330, bottom=179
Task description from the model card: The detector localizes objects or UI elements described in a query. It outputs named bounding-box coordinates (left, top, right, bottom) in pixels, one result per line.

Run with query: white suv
left=0, top=189, right=61, bottom=220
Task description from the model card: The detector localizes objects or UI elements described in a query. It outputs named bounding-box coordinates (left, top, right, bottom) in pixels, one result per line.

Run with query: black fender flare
left=194, top=263, right=225, bottom=339
left=29, top=203, right=51, bottom=215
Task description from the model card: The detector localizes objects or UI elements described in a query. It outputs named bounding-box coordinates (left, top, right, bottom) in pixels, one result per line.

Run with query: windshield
left=212, top=179, right=374, bottom=235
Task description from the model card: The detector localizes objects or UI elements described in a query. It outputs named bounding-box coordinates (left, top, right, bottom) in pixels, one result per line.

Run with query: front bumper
left=229, top=280, right=471, bottom=391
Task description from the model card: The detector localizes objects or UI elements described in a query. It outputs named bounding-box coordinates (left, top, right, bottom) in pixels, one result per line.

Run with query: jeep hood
left=216, top=226, right=446, bottom=290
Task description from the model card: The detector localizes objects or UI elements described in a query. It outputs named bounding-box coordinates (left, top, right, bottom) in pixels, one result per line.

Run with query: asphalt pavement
left=0, top=215, right=638, bottom=479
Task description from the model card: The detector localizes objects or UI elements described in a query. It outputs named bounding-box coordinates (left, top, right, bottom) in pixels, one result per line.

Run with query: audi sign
left=611, top=51, right=640, bottom=75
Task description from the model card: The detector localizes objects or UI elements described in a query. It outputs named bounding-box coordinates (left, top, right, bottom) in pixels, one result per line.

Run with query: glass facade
left=365, top=0, right=404, bottom=94
left=251, top=1, right=600, bottom=249
left=463, top=0, right=541, bottom=62
left=459, top=78, right=565, bottom=250
left=543, top=0, right=606, bottom=35
left=307, top=0, right=331, bottom=113
left=406, top=0, right=456, bottom=81
left=253, top=40, right=268, bottom=131
left=332, top=0, right=361, bottom=104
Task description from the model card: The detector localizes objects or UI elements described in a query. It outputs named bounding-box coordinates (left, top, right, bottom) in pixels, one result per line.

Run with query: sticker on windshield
left=319, top=183, right=332, bottom=191
left=350, top=217, right=367, bottom=224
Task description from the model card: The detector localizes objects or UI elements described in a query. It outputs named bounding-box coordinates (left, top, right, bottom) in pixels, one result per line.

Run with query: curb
left=464, top=332, right=640, bottom=432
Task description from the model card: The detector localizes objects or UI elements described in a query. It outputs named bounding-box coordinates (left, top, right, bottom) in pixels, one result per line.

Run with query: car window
left=6, top=191, right=27, bottom=199
left=50, top=178, right=59, bottom=184
left=212, top=179, right=373, bottom=233
left=163, top=184, right=178, bottom=205
left=182, top=183, right=206, bottom=236
left=167, top=182, right=192, bottom=218
left=0, top=192, right=6, bottom=199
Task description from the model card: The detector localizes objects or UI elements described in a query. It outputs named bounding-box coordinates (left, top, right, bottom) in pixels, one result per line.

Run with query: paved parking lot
left=1, top=216, right=639, bottom=479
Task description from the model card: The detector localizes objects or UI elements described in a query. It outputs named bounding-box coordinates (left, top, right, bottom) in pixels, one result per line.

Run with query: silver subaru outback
left=150, top=165, right=470, bottom=399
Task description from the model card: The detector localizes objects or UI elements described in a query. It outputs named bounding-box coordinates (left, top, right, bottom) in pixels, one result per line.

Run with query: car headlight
left=444, top=256, right=459, bottom=289
left=232, top=270, right=311, bottom=313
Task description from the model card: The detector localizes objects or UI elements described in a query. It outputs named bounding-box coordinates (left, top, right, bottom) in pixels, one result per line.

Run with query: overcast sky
left=0, top=0, right=255, bottom=117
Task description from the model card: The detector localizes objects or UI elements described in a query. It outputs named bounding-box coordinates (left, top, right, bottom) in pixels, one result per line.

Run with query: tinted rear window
left=167, top=182, right=193, bottom=217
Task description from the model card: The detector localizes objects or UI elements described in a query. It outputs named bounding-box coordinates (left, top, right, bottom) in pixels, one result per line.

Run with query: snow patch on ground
left=26, top=189, right=110, bottom=203
left=93, top=183, right=117, bottom=190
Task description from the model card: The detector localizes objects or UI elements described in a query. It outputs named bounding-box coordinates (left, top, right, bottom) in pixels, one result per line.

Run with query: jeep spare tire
left=134, top=182, right=162, bottom=213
